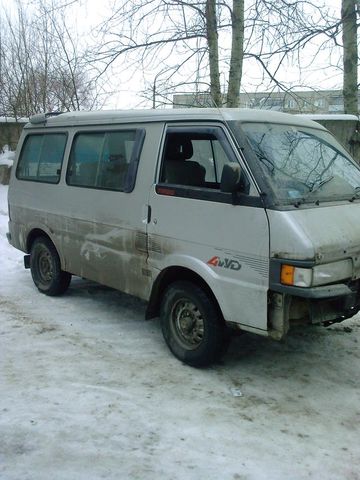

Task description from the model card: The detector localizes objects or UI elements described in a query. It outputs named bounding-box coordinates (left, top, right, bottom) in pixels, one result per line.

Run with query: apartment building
left=173, top=90, right=360, bottom=114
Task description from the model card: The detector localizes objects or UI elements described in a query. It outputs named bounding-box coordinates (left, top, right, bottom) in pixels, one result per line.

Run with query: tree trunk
left=205, top=0, right=222, bottom=107
left=226, top=0, right=244, bottom=107
left=342, top=0, right=358, bottom=114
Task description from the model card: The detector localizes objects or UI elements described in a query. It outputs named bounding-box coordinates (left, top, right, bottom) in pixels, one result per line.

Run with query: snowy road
left=1, top=184, right=359, bottom=480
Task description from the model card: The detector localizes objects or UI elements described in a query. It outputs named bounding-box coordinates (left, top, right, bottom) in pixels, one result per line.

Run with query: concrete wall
left=303, top=115, right=360, bottom=164
left=0, top=165, right=11, bottom=185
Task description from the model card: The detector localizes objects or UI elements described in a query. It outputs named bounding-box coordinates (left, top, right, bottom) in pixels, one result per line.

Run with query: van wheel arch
left=146, top=266, right=224, bottom=323
left=26, top=229, right=53, bottom=254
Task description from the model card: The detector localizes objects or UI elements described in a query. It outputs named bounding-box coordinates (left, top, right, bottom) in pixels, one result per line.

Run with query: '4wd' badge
left=207, top=256, right=241, bottom=271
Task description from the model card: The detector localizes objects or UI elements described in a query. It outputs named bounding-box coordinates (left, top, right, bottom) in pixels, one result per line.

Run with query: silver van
left=7, top=109, right=360, bottom=366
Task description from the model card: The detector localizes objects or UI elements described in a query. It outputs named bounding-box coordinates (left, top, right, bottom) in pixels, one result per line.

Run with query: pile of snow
left=0, top=145, right=15, bottom=167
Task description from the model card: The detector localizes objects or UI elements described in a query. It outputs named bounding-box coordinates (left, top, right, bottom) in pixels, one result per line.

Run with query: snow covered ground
left=0, top=183, right=359, bottom=480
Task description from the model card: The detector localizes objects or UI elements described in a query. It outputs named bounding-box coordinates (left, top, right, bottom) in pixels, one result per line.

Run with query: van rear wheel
left=160, top=281, right=227, bottom=367
left=30, top=237, right=71, bottom=296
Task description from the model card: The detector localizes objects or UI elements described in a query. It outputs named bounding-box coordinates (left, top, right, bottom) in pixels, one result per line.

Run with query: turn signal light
left=280, top=265, right=295, bottom=285
left=280, top=264, right=312, bottom=287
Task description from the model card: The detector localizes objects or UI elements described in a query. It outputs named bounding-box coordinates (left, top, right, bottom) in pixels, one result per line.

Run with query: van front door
left=147, top=125, right=270, bottom=332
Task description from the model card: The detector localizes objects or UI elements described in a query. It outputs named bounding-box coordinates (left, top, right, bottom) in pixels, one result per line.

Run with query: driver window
left=160, top=127, right=250, bottom=193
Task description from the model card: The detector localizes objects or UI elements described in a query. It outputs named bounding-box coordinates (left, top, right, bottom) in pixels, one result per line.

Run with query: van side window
left=66, top=130, right=145, bottom=192
left=160, top=127, right=249, bottom=194
left=16, top=133, right=66, bottom=184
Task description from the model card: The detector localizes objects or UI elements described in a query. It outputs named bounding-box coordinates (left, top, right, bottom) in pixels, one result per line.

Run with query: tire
left=160, top=281, right=227, bottom=367
left=30, top=236, right=71, bottom=296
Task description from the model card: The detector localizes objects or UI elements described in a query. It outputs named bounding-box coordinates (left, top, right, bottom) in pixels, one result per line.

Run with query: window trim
left=157, top=125, right=255, bottom=202
left=155, top=183, right=264, bottom=207
left=65, top=128, right=146, bottom=193
left=159, top=125, right=239, bottom=184
left=16, top=132, right=68, bottom=185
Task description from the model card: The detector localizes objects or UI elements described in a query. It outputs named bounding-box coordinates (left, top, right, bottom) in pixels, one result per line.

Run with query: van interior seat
left=163, top=135, right=206, bottom=187
left=164, top=160, right=206, bottom=187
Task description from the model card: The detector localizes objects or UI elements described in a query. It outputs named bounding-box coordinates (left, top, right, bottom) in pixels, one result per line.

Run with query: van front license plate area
left=310, top=283, right=360, bottom=326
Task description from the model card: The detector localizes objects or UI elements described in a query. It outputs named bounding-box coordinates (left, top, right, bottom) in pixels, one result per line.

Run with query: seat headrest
left=165, top=135, right=193, bottom=161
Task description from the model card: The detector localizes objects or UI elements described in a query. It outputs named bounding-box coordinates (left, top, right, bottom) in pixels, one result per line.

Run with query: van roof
left=26, top=108, right=326, bottom=130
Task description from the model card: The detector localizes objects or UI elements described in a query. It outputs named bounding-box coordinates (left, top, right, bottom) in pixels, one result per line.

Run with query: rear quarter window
left=16, top=133, right=67, bottom=184
left=66, top=129, right=145, bottom=192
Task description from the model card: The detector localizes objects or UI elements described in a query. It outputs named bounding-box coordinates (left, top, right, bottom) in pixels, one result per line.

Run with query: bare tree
left=94, top=0, right=245, bottom=107
left=206, top=0, right=222, bottom=106
left=342, top=0, right=358, bottom=114
left=10, top=0, right=351, bottom=112
left=227, top=0, right=244, bottom=107
left=93, top=0, right=346, bottom=108
left=0, top=0, right=103, bottom=117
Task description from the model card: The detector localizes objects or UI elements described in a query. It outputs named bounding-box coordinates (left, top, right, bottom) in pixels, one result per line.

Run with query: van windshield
left=238, top=122, right=360, bottom=206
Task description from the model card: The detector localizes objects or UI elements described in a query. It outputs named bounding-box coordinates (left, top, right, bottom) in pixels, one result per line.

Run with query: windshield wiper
left=309, top=176, right=334, bottom=193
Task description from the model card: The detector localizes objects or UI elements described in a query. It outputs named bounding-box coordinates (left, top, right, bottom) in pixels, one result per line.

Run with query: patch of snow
left=0, top=116, right=28, bottom=123
left=0, top=146, right=15, bottom=167
left=0, top=184, right=360, bottom=479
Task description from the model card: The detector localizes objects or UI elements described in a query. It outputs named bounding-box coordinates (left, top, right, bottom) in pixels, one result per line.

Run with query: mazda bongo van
left=7, top=109, right=360, bottom=366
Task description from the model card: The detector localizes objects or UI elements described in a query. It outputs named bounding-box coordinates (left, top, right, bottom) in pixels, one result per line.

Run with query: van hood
left=267, top=202, right=360, bottom=264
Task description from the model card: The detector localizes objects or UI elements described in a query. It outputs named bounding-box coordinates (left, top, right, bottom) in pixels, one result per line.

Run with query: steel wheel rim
left=38, top=249, right=54, bottom=283
left=170, top=298, right=205, bottom=349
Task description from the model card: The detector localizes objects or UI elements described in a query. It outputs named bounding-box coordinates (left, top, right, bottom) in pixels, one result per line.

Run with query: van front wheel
left=160, top=281, right=226, bottom=367
left=30, top=237, right=71, bottom=296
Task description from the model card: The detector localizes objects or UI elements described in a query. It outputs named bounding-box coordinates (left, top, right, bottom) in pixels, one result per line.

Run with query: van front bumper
left=270, top=281, right=354, bottom=299
left=269, top=277, right=360, bottom=338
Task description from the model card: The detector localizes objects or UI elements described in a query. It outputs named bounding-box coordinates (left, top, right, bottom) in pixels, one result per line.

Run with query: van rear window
left=66, top=130, right=144, bottom=192
left=16, top=133, right=67, bottom=183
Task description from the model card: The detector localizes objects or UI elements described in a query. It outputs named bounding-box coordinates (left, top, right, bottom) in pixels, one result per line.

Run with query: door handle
left=142, top=204, right=152, bottom=224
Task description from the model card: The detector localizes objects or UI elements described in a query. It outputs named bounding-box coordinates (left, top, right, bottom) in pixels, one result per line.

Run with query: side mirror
left=220, top=163, right=241, bottom=193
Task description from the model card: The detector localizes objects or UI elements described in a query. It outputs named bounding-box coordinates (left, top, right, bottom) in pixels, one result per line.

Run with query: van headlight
left=280, top=259, right=352, bottom=287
